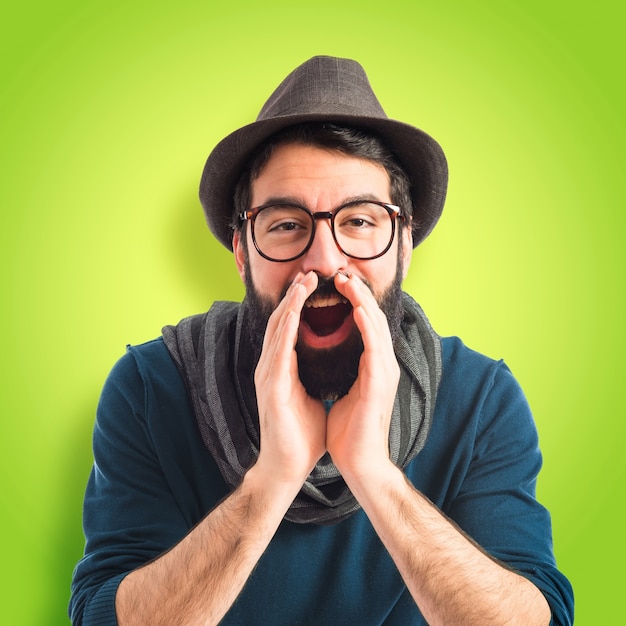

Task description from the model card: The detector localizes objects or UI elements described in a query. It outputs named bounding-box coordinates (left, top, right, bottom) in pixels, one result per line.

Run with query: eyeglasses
left=239, top=200, right=403, bottom=262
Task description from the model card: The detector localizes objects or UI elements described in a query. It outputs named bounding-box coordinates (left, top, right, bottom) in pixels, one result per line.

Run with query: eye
left=336, top=203, right=386, bottom=231
left=256, top=205, right=312, bottom=237
left=343, top=216, right=373, bottom=229
left=270, top=220, right=305, bottom=232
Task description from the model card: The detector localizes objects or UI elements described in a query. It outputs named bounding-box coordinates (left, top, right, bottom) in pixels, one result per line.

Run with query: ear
left=400, top=224, right=413, bottom=280
left=232, top=229, right=247, bottom=282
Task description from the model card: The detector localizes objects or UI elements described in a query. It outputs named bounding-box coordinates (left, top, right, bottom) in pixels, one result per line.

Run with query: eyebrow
left=252, top=193, right=389, bottom=210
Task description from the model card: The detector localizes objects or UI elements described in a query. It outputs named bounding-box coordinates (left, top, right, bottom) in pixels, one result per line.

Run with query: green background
left=1, top=1, right=623, bottom=623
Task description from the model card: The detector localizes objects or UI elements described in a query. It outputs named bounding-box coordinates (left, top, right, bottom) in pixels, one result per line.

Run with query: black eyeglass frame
left=239, top=200, right=404, bottom=263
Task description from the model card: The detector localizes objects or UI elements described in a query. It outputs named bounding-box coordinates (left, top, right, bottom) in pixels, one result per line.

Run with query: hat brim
left=199, top=112, right=448, bottom=250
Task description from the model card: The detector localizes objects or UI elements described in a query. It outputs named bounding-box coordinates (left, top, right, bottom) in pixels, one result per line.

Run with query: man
left=70, top=56, right=574, bottom=625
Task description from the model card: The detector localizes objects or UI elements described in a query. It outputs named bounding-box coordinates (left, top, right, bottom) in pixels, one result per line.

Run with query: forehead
left=250, top=143, right=391, bottom=206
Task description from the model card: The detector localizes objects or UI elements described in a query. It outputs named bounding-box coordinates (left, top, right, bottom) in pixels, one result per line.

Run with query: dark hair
left=232, top=123, right=415, bottom=240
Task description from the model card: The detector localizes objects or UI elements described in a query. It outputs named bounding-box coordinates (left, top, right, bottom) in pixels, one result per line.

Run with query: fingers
left=256, top=272, right=320, bottom=394
left=334, top=272, right=392, bottom=348
left=261, top=271, right=318, bottom=355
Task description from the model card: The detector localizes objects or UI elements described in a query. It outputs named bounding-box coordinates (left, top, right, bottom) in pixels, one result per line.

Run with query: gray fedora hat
left=199, top=55, right=447, bottom=250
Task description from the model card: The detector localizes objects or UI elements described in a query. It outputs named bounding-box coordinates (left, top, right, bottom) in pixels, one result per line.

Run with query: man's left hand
left=326, top=271, right=400, bottom=480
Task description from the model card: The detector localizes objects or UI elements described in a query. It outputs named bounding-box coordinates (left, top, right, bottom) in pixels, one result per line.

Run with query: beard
left=241, top=255, right=405, bottom=401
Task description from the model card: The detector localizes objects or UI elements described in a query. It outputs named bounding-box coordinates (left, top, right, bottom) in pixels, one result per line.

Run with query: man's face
left=233, top=143, right=412, bottom=399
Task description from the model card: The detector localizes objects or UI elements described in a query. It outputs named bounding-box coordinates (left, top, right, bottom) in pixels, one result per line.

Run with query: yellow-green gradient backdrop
left=1, top=1, right=623, bottom=623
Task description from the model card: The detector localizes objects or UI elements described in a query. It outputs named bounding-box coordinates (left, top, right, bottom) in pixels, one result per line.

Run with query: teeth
left=305, top=295, right=348, bottom=308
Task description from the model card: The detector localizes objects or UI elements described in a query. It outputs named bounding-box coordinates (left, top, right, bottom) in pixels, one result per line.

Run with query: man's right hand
left=252, top=271, right=327, bottom=489
left=116, top=271, right=327, bottom=626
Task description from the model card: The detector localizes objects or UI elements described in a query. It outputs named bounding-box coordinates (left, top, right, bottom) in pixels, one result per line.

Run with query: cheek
left=247, top=255, right=296, bottom=302
left=353, top=257, right=400, bottom=300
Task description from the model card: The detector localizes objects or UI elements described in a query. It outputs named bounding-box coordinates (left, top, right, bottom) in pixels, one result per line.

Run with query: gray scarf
left=162, top=292, right=441, bottom=525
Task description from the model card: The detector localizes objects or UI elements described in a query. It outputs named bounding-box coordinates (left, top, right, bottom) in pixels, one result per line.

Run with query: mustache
left=306, top=275, right=344, bottom=303
left=295, top=272, right=373, bottom=305
left=276, top=273, right=344, bottom=304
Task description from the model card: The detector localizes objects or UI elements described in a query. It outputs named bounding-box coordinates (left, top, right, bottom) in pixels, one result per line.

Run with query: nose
left=300, top=216, right=348, bottom=276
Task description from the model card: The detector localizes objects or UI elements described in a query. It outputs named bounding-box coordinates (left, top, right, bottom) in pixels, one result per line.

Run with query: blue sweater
left=70, top=335, right=574, bottom=625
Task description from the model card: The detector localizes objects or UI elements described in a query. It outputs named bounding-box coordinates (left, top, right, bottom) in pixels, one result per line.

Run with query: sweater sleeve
left=444, top=358, right=574, bottom=625
left=69, top=345, right=196, bottom=626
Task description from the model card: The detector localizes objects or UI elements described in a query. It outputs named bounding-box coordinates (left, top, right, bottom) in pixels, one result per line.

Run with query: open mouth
left=301, top=296, right=353, bottom=339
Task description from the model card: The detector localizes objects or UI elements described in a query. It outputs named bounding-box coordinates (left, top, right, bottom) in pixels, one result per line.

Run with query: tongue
left=303, top=302, right=351, bottom=337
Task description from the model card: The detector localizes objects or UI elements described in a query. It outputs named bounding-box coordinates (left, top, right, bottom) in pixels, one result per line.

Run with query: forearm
left=115, top=465, right=297, bottom=626
left=344, top=463, right=551, bottom=626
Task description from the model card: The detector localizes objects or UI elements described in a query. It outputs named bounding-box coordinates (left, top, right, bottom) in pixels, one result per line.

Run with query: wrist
left=339, top=457, right=403, bottom=500
left=243, top=458, right=305, bottom=513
